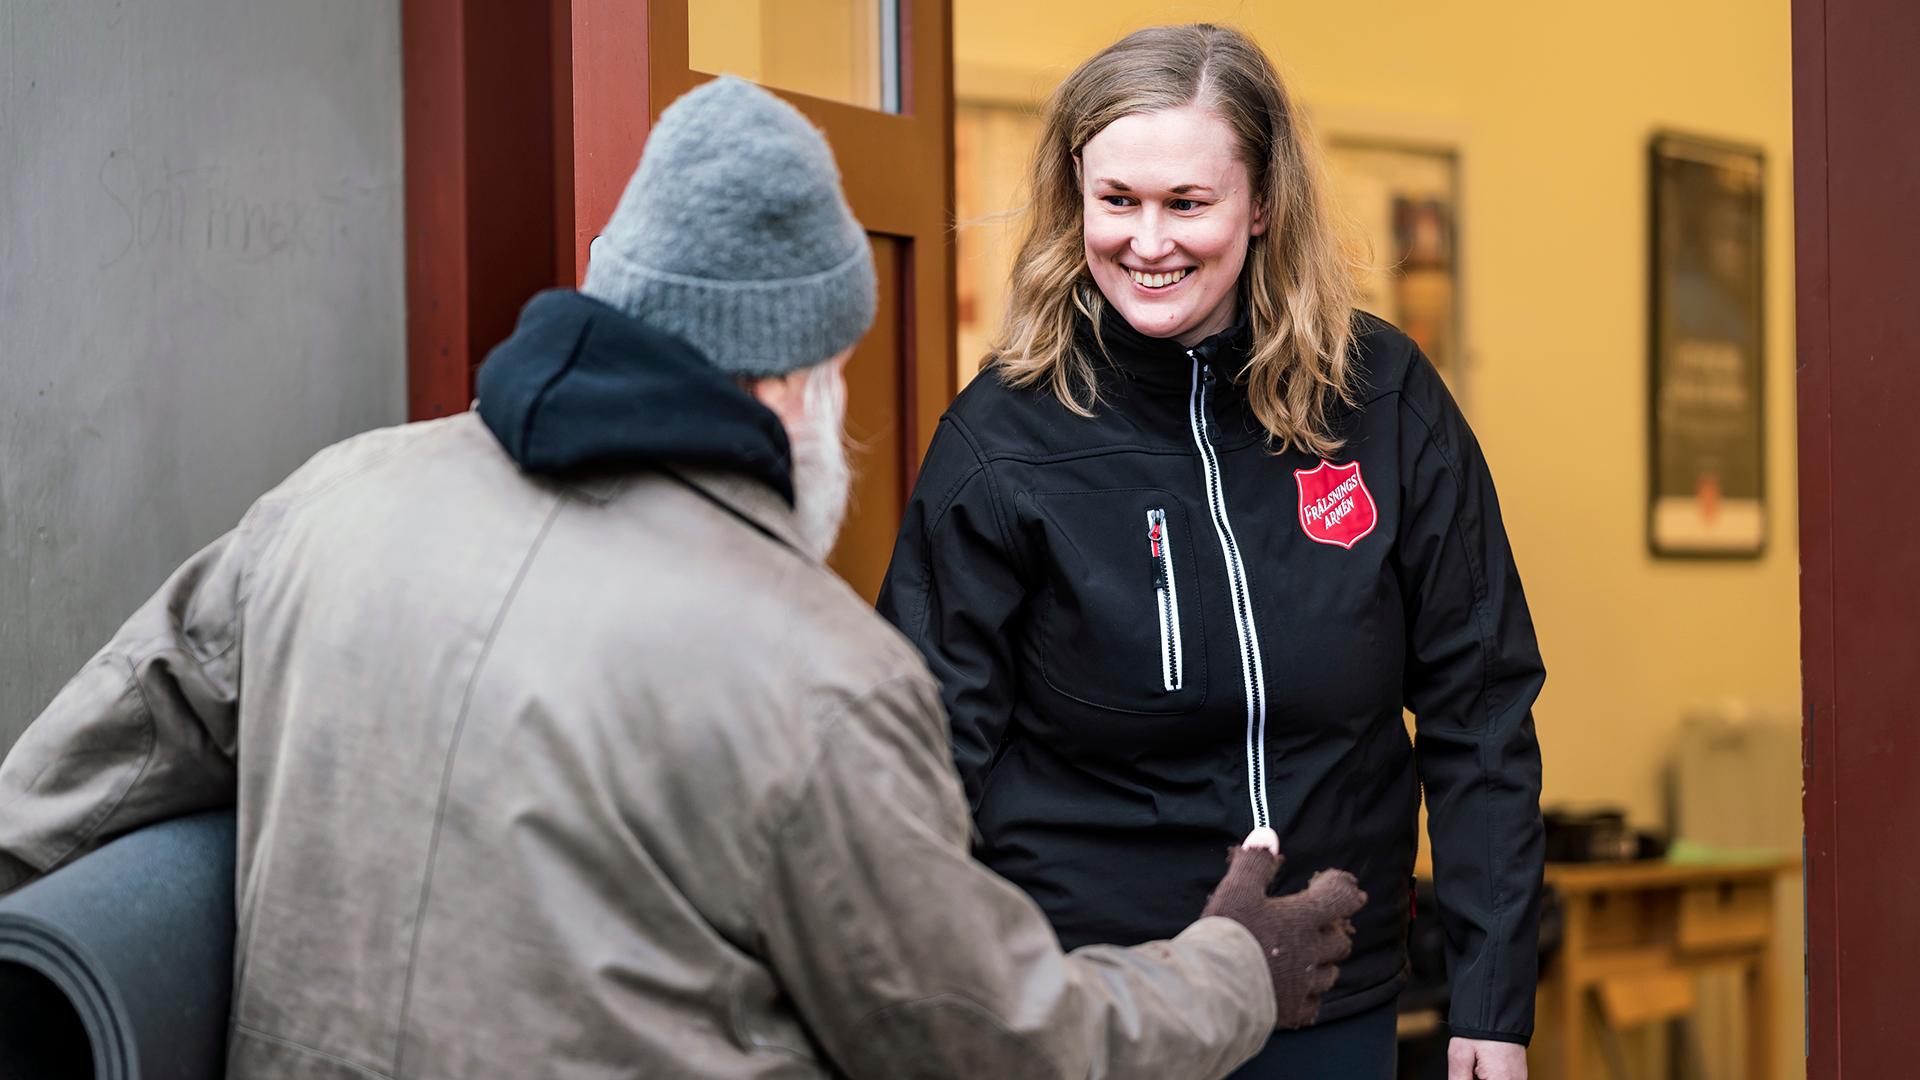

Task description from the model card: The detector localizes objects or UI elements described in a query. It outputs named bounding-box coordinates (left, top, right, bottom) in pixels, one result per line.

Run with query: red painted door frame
left=1794, top=0, right=1920, bottom=1074
left=402, top=0, right=566, bottom=420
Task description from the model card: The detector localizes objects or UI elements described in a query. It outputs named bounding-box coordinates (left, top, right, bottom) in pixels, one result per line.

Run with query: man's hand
left=1199, top=827, right=1366, bottom=1029
left=1447, top=1037, right=1526, bottom=1079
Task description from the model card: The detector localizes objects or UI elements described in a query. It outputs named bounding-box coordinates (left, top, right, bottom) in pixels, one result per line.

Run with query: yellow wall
left=955, top=0, right=1799, bottom=830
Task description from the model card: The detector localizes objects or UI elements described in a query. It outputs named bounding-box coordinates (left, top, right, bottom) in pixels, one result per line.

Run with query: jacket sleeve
left=876, top=416, right=1025, bottom=808
left=0, top=516, right=260, bottom=895
left=757, top=673, right=1275, bottom=1080
left=1393, top=351, right=1547, bottom=1045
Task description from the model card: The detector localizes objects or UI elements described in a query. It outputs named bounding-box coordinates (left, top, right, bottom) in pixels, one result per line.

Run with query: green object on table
left=1665, top=837, right=1791, bottom=866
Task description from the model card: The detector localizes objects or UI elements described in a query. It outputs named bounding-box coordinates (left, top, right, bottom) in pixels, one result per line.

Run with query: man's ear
left=747, top=351, right=852, bottom=431
left=747, top=368, right=812, bottom=430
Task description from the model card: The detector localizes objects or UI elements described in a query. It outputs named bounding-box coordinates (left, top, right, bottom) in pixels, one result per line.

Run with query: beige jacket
left=0, top=412, right=1274, bottom=1078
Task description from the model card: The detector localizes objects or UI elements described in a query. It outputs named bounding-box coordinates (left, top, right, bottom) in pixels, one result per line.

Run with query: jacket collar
left=658, top=466, right=816, bottom=560
left=475, top=290, right=795, bottom=505
left=1077, top=301, right=1253, bottom=396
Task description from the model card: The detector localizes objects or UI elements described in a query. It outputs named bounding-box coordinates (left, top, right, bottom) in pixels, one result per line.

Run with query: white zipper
left=1147, top=507, right=1184, bottom=692
left=1187, top=355, right=1272, bottom=830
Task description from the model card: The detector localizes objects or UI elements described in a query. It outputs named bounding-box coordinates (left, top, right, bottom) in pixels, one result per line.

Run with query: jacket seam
left=1397, top=386, right=1505, bottom=1032
left=976, top=442, right=1202, bottom=467
left=923, top=462, right=987, bottom=532
left=233, top=1023, right=396, bottom=1080
left=390, top=495, right=565, bottom=1076
left=945, top=413, right=1024, bottom=576
left=941, top=416, right=1036, bottom=797
left=912, top=463, right=987, bottom=645
left=1395, top=394, right=1494, bottom=691
left=660, top=467, right=801, bottom=556
left=36, top=663, right=156, bottom=872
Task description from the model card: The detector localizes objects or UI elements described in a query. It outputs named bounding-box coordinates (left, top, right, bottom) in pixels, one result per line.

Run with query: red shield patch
left=1295, top=460, right=1378, bottom=549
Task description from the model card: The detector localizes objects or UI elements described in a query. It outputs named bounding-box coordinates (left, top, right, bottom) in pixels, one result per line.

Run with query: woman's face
left=1079, top=104, right=1266, bottom=348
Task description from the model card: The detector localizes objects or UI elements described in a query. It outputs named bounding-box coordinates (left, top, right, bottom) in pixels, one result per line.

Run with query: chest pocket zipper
left=1148, top=508, right=1185, bottom=692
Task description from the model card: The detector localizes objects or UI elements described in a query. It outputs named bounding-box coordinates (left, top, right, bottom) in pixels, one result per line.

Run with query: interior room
left=947, top=3, right=1800, bottom=1076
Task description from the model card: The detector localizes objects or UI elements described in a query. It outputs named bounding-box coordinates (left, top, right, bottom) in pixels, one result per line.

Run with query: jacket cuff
left=0, top=851, right=36, bottom=896
left=1446, top=1024, right=1530, bottom=1047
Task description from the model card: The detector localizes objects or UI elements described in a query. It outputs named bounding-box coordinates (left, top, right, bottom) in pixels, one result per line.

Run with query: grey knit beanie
left=582, top=76, right=876, bottom=377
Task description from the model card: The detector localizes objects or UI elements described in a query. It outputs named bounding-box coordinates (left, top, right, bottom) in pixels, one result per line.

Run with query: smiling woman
left=986, top=23, right=1361, bottom=458
left=880, top=22, right=1545, bottom=1080
left=1080, top=104, right=1265, bottom=344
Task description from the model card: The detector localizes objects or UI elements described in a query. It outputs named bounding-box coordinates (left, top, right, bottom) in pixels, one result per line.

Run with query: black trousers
left=1228, top=999, right=1399, bottom=1079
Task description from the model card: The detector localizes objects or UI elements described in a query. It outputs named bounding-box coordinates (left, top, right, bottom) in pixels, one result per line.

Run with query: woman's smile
left=1125, top=265, right=1194, bottom=291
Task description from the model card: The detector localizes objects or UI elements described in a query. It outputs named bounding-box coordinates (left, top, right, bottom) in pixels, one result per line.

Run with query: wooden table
left=1533, top=857, right=1797, bottom=1080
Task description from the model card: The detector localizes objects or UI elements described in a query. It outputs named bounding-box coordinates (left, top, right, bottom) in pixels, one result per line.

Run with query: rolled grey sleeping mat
left=0, top=809, right=237, bottom=1080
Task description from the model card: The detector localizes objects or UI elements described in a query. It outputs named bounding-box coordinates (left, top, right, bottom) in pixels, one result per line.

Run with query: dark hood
left=476, top=290, right=793, bottom=504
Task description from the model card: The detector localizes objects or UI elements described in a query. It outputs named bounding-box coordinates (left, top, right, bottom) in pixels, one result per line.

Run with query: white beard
left=785, top=361, right=854, bottom=563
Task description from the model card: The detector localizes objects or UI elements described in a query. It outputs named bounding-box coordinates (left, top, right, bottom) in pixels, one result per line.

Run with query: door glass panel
left=689, top=0, right=901, bottom=112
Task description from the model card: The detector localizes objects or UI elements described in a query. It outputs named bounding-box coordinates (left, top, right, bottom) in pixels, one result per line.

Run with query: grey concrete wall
left=1, top=1, right=406, bottom=749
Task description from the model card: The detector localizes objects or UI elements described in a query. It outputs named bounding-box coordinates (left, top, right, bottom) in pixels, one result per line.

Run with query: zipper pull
left=1148, top=509, right=1167, bottom=590
left=1196, top=362, right=1218, bottom=446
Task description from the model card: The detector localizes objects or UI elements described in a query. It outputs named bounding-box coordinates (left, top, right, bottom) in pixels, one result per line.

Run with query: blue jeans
left=1228, top=999, right=1399, bottom=1079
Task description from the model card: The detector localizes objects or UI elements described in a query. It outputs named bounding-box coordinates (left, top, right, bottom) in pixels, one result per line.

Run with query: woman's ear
left=1250, top=196, right=1270, bottom=238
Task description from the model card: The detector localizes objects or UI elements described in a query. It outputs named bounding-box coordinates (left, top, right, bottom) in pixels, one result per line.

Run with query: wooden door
left=556, top=0, right=956, bottom=601
left=1793, top=0, right=1920, bottom=1075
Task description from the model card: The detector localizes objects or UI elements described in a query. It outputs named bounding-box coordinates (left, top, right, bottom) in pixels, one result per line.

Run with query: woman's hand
left=1447, top=1037, right=1526, bottom=1079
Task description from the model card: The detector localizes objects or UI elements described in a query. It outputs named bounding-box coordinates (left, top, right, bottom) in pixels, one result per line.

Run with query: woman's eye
left=1101, top=195, right=1134, bottom=207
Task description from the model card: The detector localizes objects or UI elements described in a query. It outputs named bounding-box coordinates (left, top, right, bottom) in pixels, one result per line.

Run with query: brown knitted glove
left=1200, top=830, right=1367, bottom=1029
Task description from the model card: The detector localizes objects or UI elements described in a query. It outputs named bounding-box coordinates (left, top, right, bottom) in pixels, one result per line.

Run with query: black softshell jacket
left=877, top=309, right=1546, bottom=1043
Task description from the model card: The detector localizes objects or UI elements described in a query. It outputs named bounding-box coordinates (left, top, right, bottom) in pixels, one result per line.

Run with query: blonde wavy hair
left=988, top=24, right=1361, bottom=455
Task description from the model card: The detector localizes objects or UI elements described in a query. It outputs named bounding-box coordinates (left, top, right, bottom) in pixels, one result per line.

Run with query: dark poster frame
left=1647, top=131, right=1768, bottom=558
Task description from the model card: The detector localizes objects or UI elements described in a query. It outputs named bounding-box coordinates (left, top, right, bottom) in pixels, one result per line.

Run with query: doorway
left=402, top=0, right=955, bottom=602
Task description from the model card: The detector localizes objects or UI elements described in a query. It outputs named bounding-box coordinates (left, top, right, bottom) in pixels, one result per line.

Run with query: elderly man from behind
left=0, top=77, right=1362, bottom=1079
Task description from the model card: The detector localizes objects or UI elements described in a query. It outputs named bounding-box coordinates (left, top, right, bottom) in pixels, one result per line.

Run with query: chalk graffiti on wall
left=95, top=148, right=388, bottom=269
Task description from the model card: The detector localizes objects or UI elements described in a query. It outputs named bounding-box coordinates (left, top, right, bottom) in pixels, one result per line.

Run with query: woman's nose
left=1129, top=211, right=1175, bottom=262
left=1129, top=234, right=1175, bottom=262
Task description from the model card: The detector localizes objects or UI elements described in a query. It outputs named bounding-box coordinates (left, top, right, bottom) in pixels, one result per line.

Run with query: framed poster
left=1324, top=138, right=1464, bottom=397
left=1648, top=133, right=1767, bottom=557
